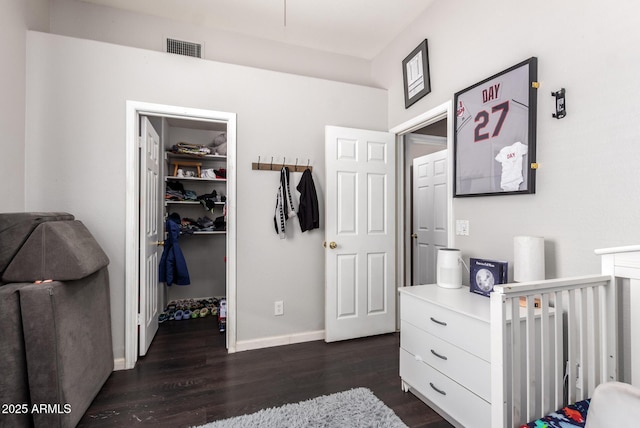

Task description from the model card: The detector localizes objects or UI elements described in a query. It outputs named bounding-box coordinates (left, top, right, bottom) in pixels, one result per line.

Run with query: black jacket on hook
left=296, top=169, right=320, bottom=232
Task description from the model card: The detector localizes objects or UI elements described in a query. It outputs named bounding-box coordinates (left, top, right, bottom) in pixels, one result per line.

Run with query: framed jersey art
left=454, top=57, right=538, bottom=197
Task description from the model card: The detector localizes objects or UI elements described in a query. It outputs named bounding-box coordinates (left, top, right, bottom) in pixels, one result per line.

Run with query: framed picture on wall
left=402, top=39, right=431, bottom=108
left=453, top=57, right=538, bottom=197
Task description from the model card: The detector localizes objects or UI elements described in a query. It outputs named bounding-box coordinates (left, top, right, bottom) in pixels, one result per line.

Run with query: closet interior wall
left=151, top=115, right=227, bottom=308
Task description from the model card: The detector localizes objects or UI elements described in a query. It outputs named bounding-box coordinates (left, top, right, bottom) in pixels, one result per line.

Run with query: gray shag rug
left=193, top=387, right=408, bottom=428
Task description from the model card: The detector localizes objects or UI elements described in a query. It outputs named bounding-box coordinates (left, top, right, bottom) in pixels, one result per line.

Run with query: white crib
left=490, top=245, right=640, bottom=427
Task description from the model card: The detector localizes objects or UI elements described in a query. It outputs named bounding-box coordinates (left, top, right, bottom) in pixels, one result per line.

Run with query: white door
left=412, top=150, right=448, bottom=285
left=325, top=126, right=396, bottom=342
left=139, top=117, right=162, bottom=356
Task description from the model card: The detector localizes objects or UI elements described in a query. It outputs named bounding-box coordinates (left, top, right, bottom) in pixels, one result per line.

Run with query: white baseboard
left=113, top=357, right=127, bottom=371
left=235, top=330, right=325, bottom=352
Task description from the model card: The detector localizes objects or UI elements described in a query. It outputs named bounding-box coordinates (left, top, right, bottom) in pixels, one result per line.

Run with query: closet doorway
left=125, top=101, right=237, bottom=370
left=406, top=127, right=448, bottom=285
left=390, top=101, right=454, bottom=293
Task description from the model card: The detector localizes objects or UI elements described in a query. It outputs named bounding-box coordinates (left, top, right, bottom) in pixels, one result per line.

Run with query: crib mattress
left=520, top=399, right=590, bottom=428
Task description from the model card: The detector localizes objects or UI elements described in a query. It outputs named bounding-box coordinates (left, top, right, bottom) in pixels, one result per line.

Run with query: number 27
left=474, top=101, right=509, bottom=142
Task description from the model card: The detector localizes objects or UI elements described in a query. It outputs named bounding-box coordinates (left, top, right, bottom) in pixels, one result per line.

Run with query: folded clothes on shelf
left=171, top=142, right=211, bottom=156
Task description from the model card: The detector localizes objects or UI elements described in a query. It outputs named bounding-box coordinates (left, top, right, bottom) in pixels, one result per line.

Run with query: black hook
left=295, top=158, right=298, bottom=172
left=270, top=156, right=274, bottom=170
left=257, top=156, right=261, bottom=169
left=283, top=157, right=286, bottom=169
left=307, top=159, right=310, bottom=169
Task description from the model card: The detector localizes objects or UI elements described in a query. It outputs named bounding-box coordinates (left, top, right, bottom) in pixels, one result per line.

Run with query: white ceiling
left=77, top=0, right=436, bottom=59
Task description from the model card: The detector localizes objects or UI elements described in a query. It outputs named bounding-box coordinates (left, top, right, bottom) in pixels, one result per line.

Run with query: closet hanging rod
left=251, top=156, right=312, bottom=173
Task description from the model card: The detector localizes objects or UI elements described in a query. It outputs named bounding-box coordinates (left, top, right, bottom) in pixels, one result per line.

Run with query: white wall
left=49, top=0, right=375, bottom=87
left=373, top=0, right=640, bottom=278
left=25, top=32, right=388, bottom=360
left=0, top=0, right=49, bottom=211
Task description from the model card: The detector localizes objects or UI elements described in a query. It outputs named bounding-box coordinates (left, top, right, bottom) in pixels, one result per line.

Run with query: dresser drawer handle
left=430, top=317, right=447, bottom=326
left=430, top=349, right=448, bottom=360
left=430, top=382, right=447, bottom=396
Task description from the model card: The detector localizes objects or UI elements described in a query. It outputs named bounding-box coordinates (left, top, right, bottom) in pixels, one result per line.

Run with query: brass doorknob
left=411, top=233, right=417, bottom=239
left=329, top=241, right=337, bottom=249
left=153, top=241, right=165, bottom=246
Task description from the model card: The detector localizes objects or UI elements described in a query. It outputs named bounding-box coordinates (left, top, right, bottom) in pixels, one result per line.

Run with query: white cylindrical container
left=437, top=248, right=462, bottom=289
left=514, top=236, right=545, bottom=282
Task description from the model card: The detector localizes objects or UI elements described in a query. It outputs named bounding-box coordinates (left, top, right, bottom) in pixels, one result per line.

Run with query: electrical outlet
left=274, top=300, right=284, bottom=316
left=576, top=363, right=583, bottom=388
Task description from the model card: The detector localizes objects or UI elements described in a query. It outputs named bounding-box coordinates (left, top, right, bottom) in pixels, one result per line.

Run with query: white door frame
left=125, top=100, right=237, bottom=369
left=390, top=101, right=454, bottom=291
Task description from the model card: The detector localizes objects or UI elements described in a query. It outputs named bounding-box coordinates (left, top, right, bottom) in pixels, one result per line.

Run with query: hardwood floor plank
left=79, top=317, right=453, bottom=428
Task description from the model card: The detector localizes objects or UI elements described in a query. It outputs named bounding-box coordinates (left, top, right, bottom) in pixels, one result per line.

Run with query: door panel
left=367, top=252, right=386, bottom=313
left=337, top=254, right=357, bottom=318
left=337, top=172, right=357, bottom=234
left=368, top=174, right=386, bottom=233
left=325, top=126, right=396, bottom=342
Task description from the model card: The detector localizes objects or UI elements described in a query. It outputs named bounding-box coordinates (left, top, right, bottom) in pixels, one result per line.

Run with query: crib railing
left=490, top=275, right=616, bottom=428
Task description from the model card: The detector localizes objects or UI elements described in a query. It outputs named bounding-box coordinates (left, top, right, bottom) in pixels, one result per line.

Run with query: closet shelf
left=166, top=177, right=226, bottom=182
left=165, top=201, right=225, bottom=206
left=189, top=231, right=226, bottom=235
left=166, top=152, right=227, bottom=161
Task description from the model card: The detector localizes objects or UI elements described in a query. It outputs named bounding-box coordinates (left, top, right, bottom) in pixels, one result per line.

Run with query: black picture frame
left=402, top=40, right=431, bottom=108
left=453, top=57, right=538, bottom=197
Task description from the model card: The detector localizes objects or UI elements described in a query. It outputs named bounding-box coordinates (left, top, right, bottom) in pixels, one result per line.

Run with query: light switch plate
left=456, top=220, right=469, bottom=236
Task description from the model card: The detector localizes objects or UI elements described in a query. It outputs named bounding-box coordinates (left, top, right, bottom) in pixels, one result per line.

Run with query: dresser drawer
left=400, top=349, right=490, bottom=428
left=401, top=292, right=490, bottom=361
left=401, top=320, right=491, bottom=401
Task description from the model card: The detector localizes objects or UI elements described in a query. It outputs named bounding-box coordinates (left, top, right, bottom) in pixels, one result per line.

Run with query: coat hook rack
left=251, top=157, right=313, bottom=173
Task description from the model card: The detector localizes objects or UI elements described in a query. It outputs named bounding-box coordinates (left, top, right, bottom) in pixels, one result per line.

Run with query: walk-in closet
left=146, top=115, right=228, bottom=333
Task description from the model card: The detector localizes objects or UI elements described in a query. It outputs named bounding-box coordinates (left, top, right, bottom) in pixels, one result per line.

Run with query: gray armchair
left=0, top=213, right=113, bottom=428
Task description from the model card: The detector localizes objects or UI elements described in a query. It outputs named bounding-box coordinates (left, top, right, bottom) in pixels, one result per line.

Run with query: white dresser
left=399, top=284, right=492, bottom=428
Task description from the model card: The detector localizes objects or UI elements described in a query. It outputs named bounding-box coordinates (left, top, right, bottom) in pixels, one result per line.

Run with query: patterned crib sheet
left=520, top=399, right=590, bottom=428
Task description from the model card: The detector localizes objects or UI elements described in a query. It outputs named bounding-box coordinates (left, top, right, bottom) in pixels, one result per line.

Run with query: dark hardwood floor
left=79, top=317, right=453, bottom=427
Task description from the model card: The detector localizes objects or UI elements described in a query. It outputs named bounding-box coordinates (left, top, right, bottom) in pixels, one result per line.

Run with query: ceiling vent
left=166, top=38, right=202, bottom=58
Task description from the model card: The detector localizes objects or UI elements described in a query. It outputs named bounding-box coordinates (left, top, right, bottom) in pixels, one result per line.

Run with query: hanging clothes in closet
left=159, top=213, right=191, bottom=285
left=274, top=166, right=297, bottom=239
left=296, top=168, right=320, bottom=232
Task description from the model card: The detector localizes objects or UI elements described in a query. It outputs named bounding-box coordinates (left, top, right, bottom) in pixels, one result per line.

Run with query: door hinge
left=137, top=313, right=142, bottom=325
